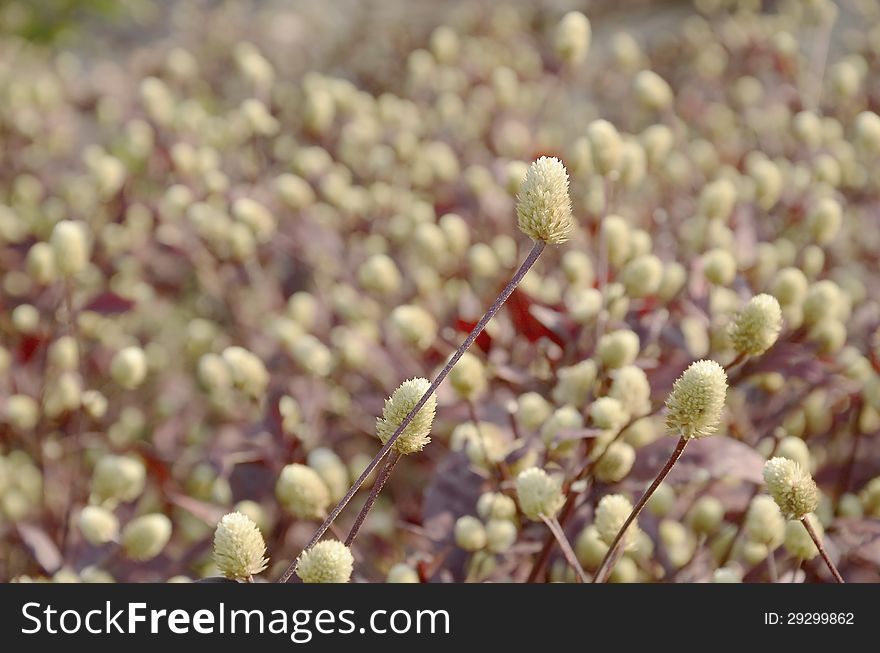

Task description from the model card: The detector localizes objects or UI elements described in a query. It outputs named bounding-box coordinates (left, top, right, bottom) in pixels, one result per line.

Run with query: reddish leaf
left=82, top=292, right=136, bottom=314
left=506, top=288, right=565, bottom=347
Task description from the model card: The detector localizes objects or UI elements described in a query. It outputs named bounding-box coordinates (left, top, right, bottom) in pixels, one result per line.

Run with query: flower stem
left=801, top=515, right=844, bottom=583
left=593, top=436, right=689, bottom=583
left=540, top=514, right=588, bottom=583
left=344, top=451, right=400, bottom=546
left=277, top=240, right=546, bottom=582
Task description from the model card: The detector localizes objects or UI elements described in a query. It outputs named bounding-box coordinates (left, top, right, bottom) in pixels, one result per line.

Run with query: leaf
left=16, top=523, right=62, bottom=574
left=82, top=291, right=136, bottom=314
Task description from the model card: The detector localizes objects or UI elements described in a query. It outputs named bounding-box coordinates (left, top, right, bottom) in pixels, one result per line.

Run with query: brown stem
left=277, top=241, right=546, bottom=582
left=540, top=514, right=588, bottom=583
left=593, top=436, right=689, bottom=583
left=344, top=451, right=400, bottom=546
left=801, top=516, right=844, bottom=583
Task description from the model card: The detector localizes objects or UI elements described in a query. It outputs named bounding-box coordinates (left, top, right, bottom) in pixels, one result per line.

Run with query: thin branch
left=801, top=515, right=844, bottom=583
left=277, top=240, right=546, bottom=582
left=540, top=514, right=588, bottom=583
left=344, top=451, right=400, bottom=546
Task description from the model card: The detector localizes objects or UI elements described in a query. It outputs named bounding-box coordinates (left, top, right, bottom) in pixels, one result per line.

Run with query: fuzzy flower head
left=554, top=11, right=591, bottom=65
left=296, top=540, right=354, bottom=583
left=784, top=518, right=821, bottom=560
left=275, top=463, right=330, bottom=519
left=763, top=457, right=820, bottom=520
left=213, top=511, right=269, bottom=581
left=744, top=495, right=785, bottom=548
left=515, top=156, right=574, bottom=245
left=664, top=360, right=728, bottom=439
left=728, top=294, right=783, bottom=356
left=595, top=494, right=639, bottom=550
left=515, top=467, right=564, bottom=521
left=376, top=378, right=437, bottom=455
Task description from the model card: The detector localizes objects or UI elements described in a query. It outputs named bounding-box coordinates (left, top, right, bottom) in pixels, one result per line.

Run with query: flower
left=595, top=494, right=639, bottom=550
left=376, top=378, right=437, bottom=454
left=728, top=294, right=783, bottom=355
left=122, top=514, right=172, bottom=561
left=555, top=11, right=591, bottom=65
left=454, top=516, right=487, bottom=551
left=515, top=467, right=564, bottom=521
left=515, top=156, right=574, bottom=244
left=276, top=464, right=331, bottom=519
left=110, top=346, right=148, bottom=390
left=664, top=360, right=727, bottom=439
left=763, top=457, right=820, bottom=519
left=296, top=540, right=354, bottom=583
left=213, top=511, right=269, bottom=581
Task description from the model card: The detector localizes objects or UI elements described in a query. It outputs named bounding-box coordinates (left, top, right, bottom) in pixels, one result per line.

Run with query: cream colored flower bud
left=712, top=566, right=742, bottom=583
left=454, top=515, right=487, bottom=551
left=78, top=506, right=119, bottom=545
left=599, top=214, right=631, bottom=267
left=516, top=467, right=564, bottom=521
left=609, top=365, right=651, bottom=417
left=552, top=360, right=597, bottom=406
left=640, top=124, right=674, bottom=167
left=485, top=519, right=517, bottom=553
left=595, top=493, right=639, bottom=550
left=776, top=436, right=811, bottom=469
left=296, top=540, right=354, bottom=583
left=594, top=441, right=636, bottom=483
left=699, top=178, right=737, bottom=221
left=122, top=514, right=172, bottom=561
left=221, top=346, right=269, bottom=398
left=749, top=157, right=782, bottom=210
left=590, top=397, right=629, bottom=431
left=5, top=395, right=39, bottom=431
left=745, top=495, right=785, bottom=547
left=807, top=197, right=842, bottom=245
left=597, top=329, right=640, bottom=369
left=587, top=120, right=622, bottom=176
left=386, top=563, right=419, bottom=583
left=687, top=496, right=724, bottom=535
left=376, top=377, right=436, bottom=455
left=476, top=492, right=517, bottom=521
left=516, top=392, right=552, bottom=431
left=449, top=351, right=488, bottom=400
left=48, top=336, right=79, bottom=372
left=50, top=220, right=90, bottom=277
left=389, top=305, right=437, bottom=351
left=620, top=254, right=663, bottom=298
left=860, top=477, right=880, bottom=517
left=213, top=511, right=269, bottom=581
left=307, top=448, right=349, bottom=503
left=276, top=463, right=330, bottom=519
left=515, top=156, right=574, bottom=244
left=658, top=261, right=687, bottom=301
left=664, top=360, right=728, bottom=439
left=555, top=11, right=591, bottom=65
left=854, top=111, right=880, bottom=153
left=575, top=525, right=609, bottom=570
left=26, top=242, right=57, bottom=285
left=770, top=267, right=808, bottom=306
left=763, top=457, right=819, bottom=520
left=784, top=517, right=821, bottom=560
left=358, top=253, right=401, bottom=296
left=728, top=294, right=783, bottom=356
left=91, top=454, right=146, bottom=504
left=110, top=346, right=148, bottom=389
left=633, top=70, right=673, bottom=111
left=289, top=335, right=333, bottom=378
left=702, top=248, right=736, bottom=285
left=802, top=280, right=842, bottom=327
left=12, top=304, right=39, bottom=334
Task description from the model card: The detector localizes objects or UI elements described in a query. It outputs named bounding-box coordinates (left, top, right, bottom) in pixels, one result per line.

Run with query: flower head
left=515, top=156, right=574, bottom=245
left=296, top=540, right=354, bottom=583
left=763, top=457, right=819, bottom=519
left=376, top=378, right=437, bottom=454
left=122, top=514, right=172, bottom=561
left=595, top=493, right=639, bottom=550
left=275, top=463, right=330, bottom=519
left=515, top=467, right=564, bottom=521
left=664, top=360, right=727, bottom=439
left=213, top=511, right=269, bottom=581
left=728, top=294, right=783, bottom=355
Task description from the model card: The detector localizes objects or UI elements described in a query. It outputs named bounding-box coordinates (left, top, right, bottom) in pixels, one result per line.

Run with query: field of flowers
left=1, top=0, right=879, bottom=583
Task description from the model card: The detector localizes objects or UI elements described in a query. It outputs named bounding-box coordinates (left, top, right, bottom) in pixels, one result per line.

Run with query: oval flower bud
left=110, top=346, right=148, bottom=390
left=728, top=294, right=783, bottom=355
left=664, top=360, right=728, bottom=439
left=763, top=457, right=820, bottom=520
left=594, top=441, right=636, bottom=483
left=375, top=378, right=437, bottom=455
left=633, top=70, right=673, bottom=111
left=485, top=519, right=517, bottom=553
left=515, top=467, right=564, bottom=521
left=477, top=492, right=517, bottom=521
left=784, top=518, right=821, bottom=560
left=50, top=220, right=90, bottom=277
left=515, top=156, right=574, bottom=245
left=597, top=329, right=640, bottom=369
left=595, top=493, right=639, bottom=550
left=386, top=563, right=419, bottom=583
left=122, top=513, right=172, bottom=561
left=449, top=351, right=487, bottom=401
left=213, top=511, right=269, bottom=581
left=744, top=495, right=785, bottom=548
left=276, top=463, right=330, bottom=519
left=78, top=506, right=119, bottom=545
left=91, top=454, right=146, bottom=505
left=454, top=515, right=487, bottom=551
left=587, top=120, right=622, bottom=176
left=296, top=540, right=354, bottom=583
left=555, top=11, right=591, bottom=64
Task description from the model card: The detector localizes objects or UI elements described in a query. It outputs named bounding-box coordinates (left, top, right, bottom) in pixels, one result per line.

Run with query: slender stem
left=277, top=241, right=546, bottom=582
left=791, top=558, right=802, bottom=583
left=723, top=351, right=747, bottom=372
left=344, top=452, right=400, bottom=546
left=801, top=515, right=844, bottom=583
left=541, top=514, right=588, bottom=583
left=593, top=436, right=689, bottom=583
left=767, top=550, right=778, bottom=583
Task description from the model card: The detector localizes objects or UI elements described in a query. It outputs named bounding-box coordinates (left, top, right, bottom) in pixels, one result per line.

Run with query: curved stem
left=593, top=436, right=689, bottom=583
left=801, top=515, right=844, bottom=583
left=541, top=514, right=588, bottom=583
left=277, top=241, right=546, bottom=582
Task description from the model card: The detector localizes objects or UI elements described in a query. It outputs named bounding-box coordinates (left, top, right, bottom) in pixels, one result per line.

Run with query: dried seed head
left=555, top=11, right=591, bottom=64
left=213, top=511, right=269, bottom=581
left=376, top=378, right=437, bottom=455
left=296, top=540, right=354, bottom=583
left=454, top=515, right=487, bottom=551
left=595, top=493, right=639, bottom=550
left=110, top=346, right=148, bottom=390
left=664, top=360, right=728, bottom=439
left=78, top=506, right=119, bottom=545
left=276, top=463, right=330, bottom=519
left=515, top=156, right=574, bottom=244
left=763, top=457, right=820, bottom=520
left=122, top=514, right=172, bottom=561
left=728, top=294, right=783, bottom=355
left=515, top=467, right=564, bottom=521
left=744, top=495, right=785, bottom=547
